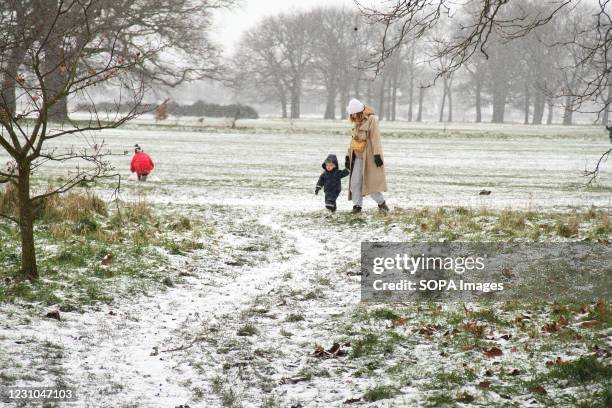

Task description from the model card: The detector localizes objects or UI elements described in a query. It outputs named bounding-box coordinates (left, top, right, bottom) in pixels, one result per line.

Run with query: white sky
left=211, top=0, right=357, bottom=55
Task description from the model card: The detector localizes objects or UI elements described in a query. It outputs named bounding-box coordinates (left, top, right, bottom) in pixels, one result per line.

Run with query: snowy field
left=0, top=119, right=610, bottom=407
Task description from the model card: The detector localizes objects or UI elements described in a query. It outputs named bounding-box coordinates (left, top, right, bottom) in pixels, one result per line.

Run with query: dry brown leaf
left=478, top=380, right=491, bottom=389
left=483, top=347, right=503, bottom=358
left=456, top=392, right=475, bottom=403
left=579, top=320, right=600, bottom=328
left=101, top=253, right=113, bottom=266
left=418, top=325, right=437, bottom=336
left=529, top=385, right=547, bottom=395
left=542, top=322, right=560, bottom=333
left=509, top=368, right=521, bottom=376
left=45, top=310, right=60, bottom=320
left=596, top=298, right=608, bottom=320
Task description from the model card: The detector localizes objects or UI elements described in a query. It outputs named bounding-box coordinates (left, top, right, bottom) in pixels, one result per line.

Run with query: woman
left=345, top=98, right=389, bottom=213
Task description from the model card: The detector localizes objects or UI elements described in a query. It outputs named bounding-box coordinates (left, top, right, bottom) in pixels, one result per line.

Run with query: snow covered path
left=1, top=206, right=382, bottom=407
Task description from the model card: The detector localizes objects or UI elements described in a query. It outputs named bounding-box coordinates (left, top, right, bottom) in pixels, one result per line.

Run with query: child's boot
left=352, top=205, right=362, bottom=214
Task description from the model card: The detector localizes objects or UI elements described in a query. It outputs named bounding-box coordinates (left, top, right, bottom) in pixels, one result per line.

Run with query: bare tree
left=0, top=0, right=185, bottom=281
left=356, top=0, right=611, bottom=116
left=0, top=0, right=234, bottom=123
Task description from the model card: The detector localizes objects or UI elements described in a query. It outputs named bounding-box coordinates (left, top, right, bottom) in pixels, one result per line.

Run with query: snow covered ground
left=0, top=119, right=610, bottom=407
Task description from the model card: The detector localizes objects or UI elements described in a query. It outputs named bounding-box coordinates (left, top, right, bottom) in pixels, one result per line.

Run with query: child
left=315, top=154, right=350, bottom=212
left=130, top=144, right=155, bottom=181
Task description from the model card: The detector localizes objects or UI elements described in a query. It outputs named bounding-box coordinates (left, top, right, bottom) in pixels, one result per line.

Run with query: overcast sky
left=211, top=0, right=357, bottom=54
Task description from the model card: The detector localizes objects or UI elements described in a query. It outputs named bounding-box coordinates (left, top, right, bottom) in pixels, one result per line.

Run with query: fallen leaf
left=558, top=316, right=569, bottom=326
left=456, top=392, right=475, bottom=402
left=418, top=325, right=437, bottom=336
left=555, top=357, right=567, bottom=365
left=478, top=380, right=491, bottom=388
left=500, top=333, right=512, bottom=340
left=484, top=369, right=494, bottom=377
left=344, top=397, right=363, bottom=404
left=509, top=368, right=521, bottom=376
left=579, top=320, right=599, bottom=328
left=515, top=313, right=531, bottom=323
left=542, top=322, right=560, bottom=333
left=313, top=343, right=349, bottom=358
left=279, top=377, right=308, bottom=385
left=391, top=318, right=407, bottom=327
left=528, top=385, right=547, bottom=395
left=45, top=310, right=60, bottom=320
left=596, top=298, right=608, bottom=320
left=483, top=347, right=503, bottom=358
left=101, top=253, right=113, bottom=266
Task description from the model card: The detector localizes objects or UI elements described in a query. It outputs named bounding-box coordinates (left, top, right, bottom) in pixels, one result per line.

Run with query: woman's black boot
left=378, top=201, right=389, bottom=213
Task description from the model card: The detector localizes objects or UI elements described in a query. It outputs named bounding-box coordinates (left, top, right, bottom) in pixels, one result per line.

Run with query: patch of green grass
left=363, top=384, right=399, bottom=402
left=470, top=307, right=508, bottom=325
left=368, top=308, right=401, bottom=321
left=426, top=392, right=456, bottom=407
left=350, top=331, right=404, bottom=358
left=0, top=196, right=216, bottom=307
left=285, top=313, right=305, bottom=322
left=576, top=387, right=612, bottom=408
left=426, top=368, right=477, bottom=390
left=542, top=355, right=611, bottom=385
left=237, top=324, right=258, bottom=337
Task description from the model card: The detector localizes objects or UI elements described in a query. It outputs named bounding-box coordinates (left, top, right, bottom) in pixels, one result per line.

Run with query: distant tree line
left=76, top=101, right=258, bottom=119
left=232, top=1, right=609, bottom=125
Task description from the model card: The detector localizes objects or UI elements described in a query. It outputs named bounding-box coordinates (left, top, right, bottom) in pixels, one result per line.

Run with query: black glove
left=315, top=186, right=321, bottom=195
left=374, top=154, right=384, bottom=167
left=345, top=155, right=350, bottom=170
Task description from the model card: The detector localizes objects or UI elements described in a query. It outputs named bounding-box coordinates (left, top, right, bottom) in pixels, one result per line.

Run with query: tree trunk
left=290, top=78, right=301, bottom=119
left=407, top=47, right=415, bottom=122
left=378, top=76, right=386, bottom=120
left=601, top=82, right=612, bottom=125
left=562, top=95, right=573, bottom=125
left=447, top=80, right=453, bottom=123
left=1, top=47, right=26, bottom=117
left=475, top=80, right=482, bottom=123
left=417, top=86, right=424, bottom=122
left=17, top=163, right=38, bottom=281
left=408, top=72, right=414, bottom=122
left=324, top=79, right=336, bottom=120
left=391, top=80, right=398, bottom=121
left=43, top=43, right=70, bottom=122
left=279, top=91, right=287, bottom=118
left=386, top=81, right=392, bottom=120
left=491, top=89, right=507, bottom=123
left=523, top=81, right=530, bottom=125
left=339, top=85, right=349, bottom=120
left=532, top=86, right=545, bottom=125
left=546, top=99, right=554, bottom=125
left=439, top=76, right=447, bottom=122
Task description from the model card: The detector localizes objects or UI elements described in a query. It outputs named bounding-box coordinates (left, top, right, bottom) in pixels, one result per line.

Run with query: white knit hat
left=347, top=98, right=365, bottom=115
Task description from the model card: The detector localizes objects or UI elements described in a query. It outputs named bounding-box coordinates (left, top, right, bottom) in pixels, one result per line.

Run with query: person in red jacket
left=130, top=144, right=155, bottom=181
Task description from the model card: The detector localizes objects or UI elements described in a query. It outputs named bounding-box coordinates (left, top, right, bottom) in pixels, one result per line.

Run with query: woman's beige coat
left=347, top=113, right=387, bottom=200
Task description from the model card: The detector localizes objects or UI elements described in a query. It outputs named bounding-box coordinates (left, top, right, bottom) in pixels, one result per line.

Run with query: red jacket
left=131, top=152, right=154, bottom=174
